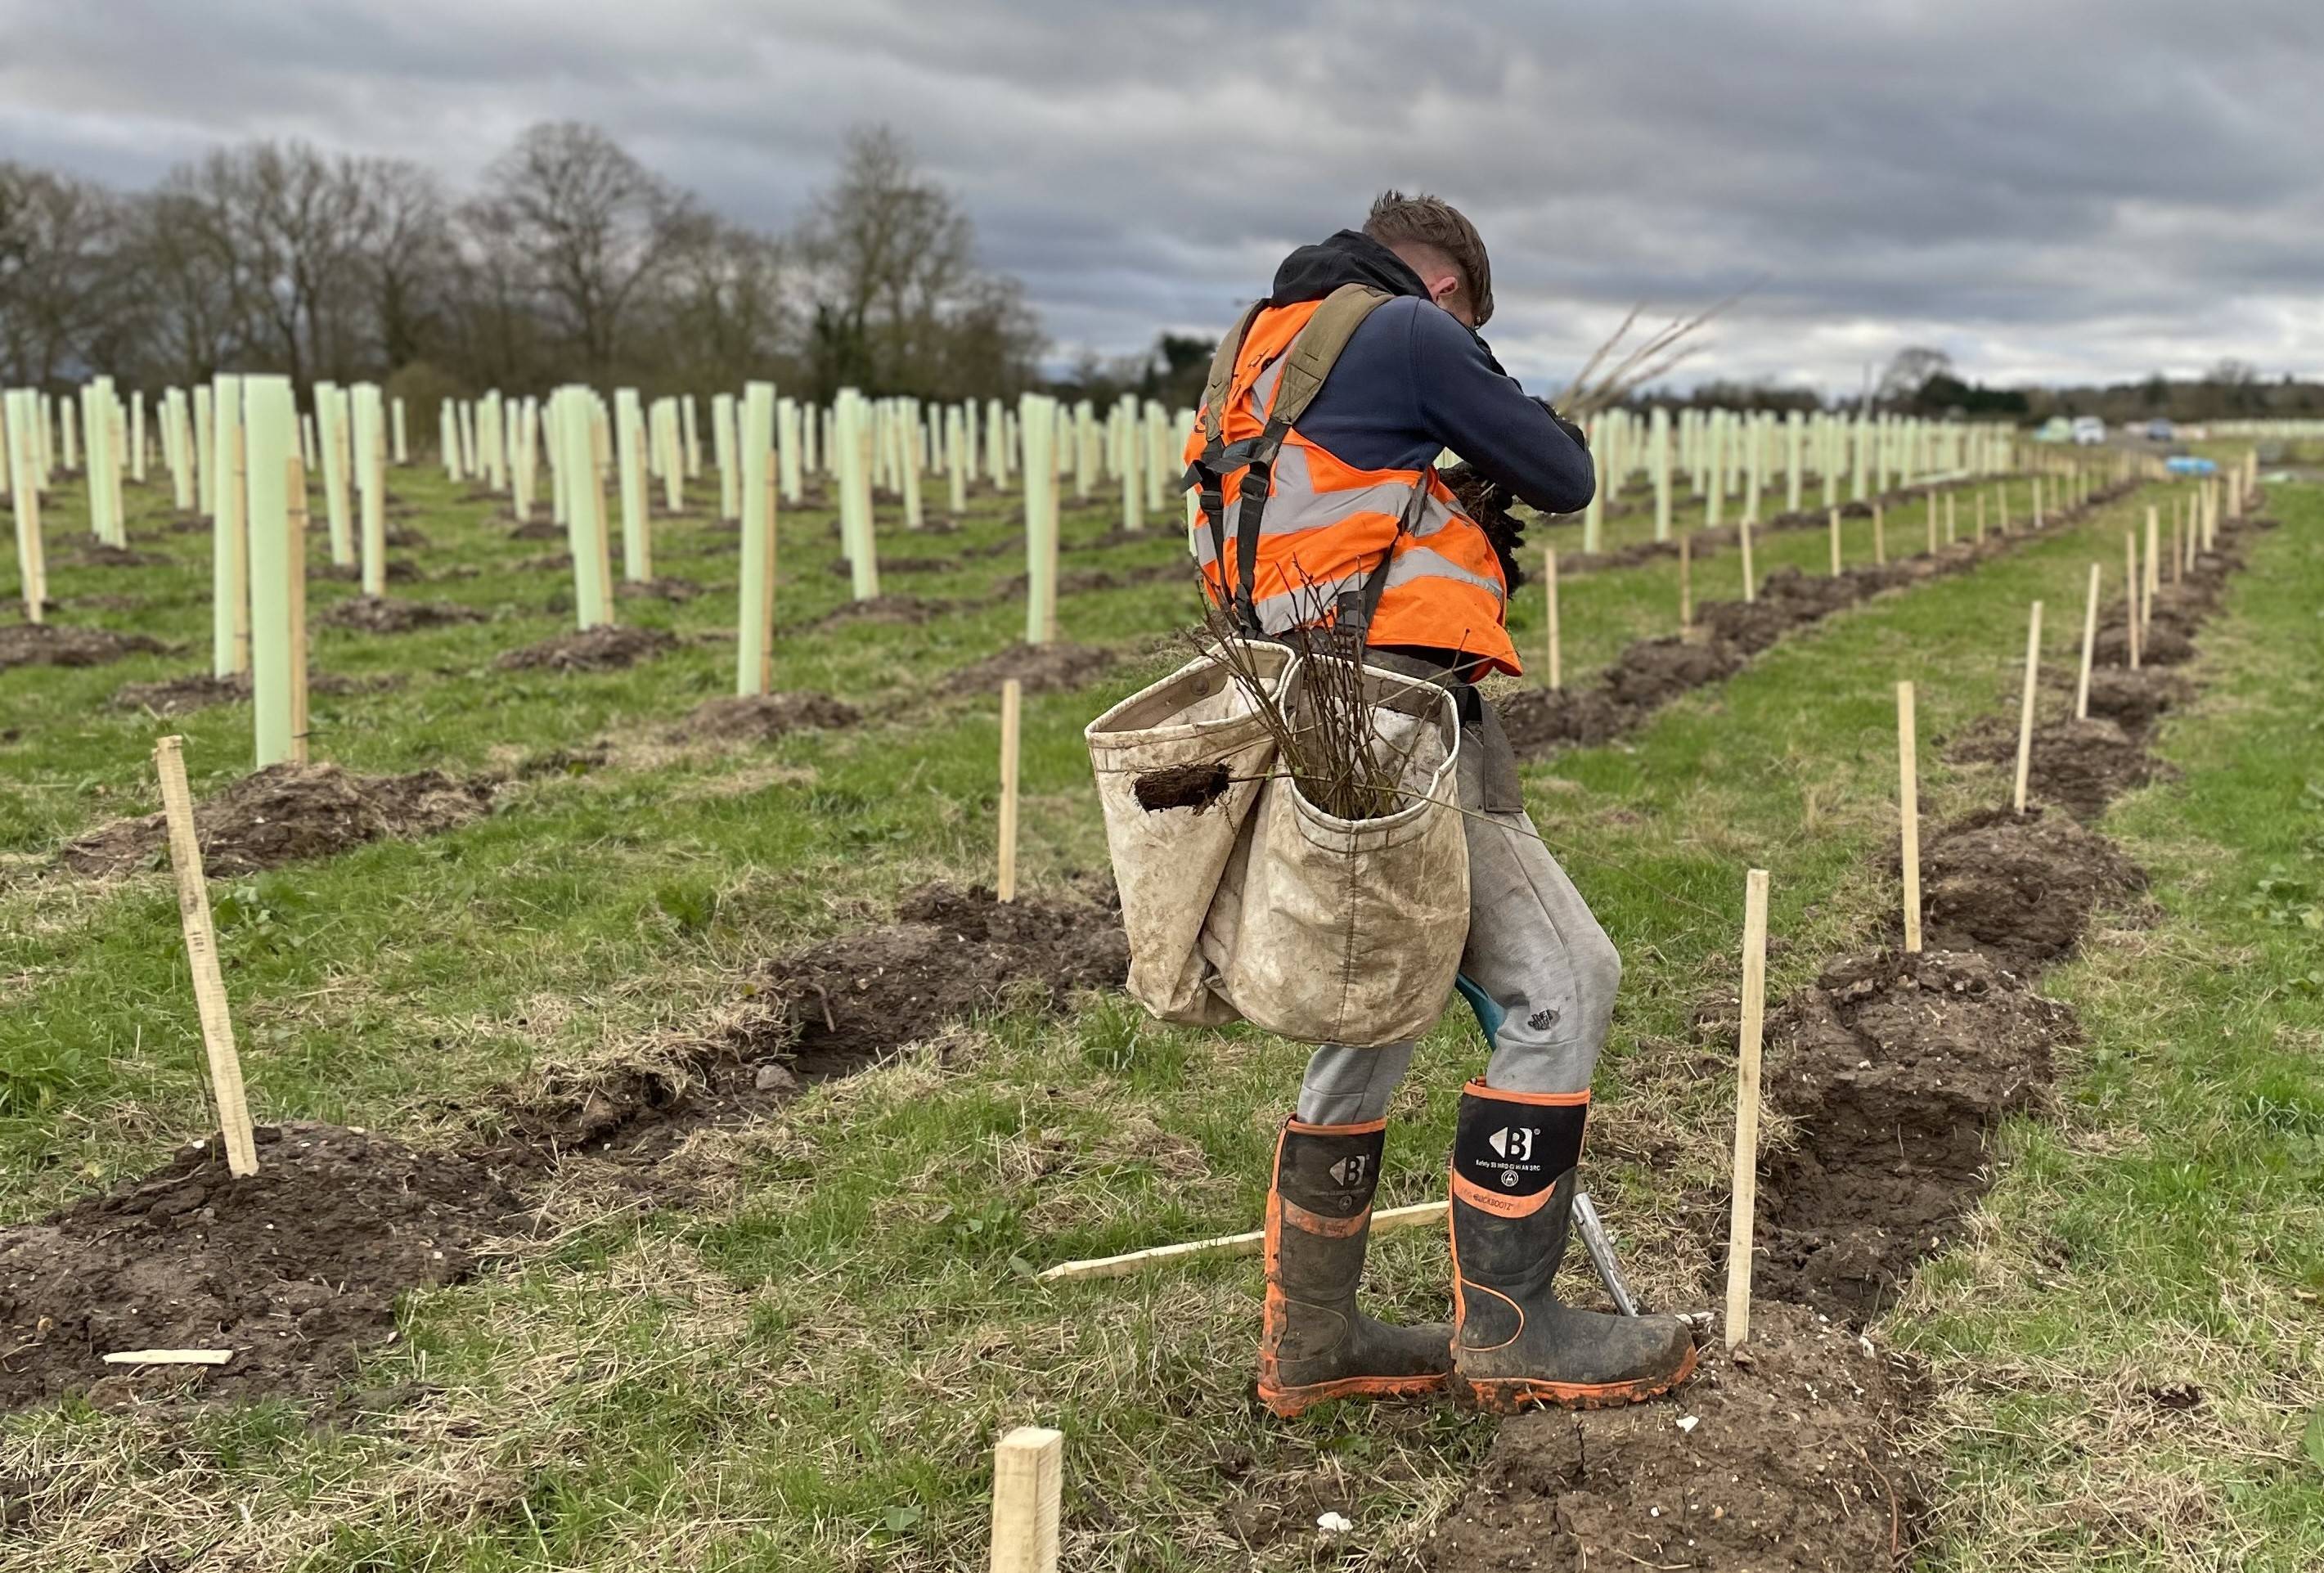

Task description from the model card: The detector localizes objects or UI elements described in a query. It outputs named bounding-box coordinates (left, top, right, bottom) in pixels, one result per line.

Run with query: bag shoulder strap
left=1197, top=301, right=1263, bottom=453
left=1261, top=283, right=1393, bottom=429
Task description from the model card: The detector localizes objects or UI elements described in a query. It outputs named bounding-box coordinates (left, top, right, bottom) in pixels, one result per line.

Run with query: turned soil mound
left=0, top=1122, right=519, bottom=1410
left=322, top=596, right=487, bottom=634
left=1426, top=1303, right=1917, bottom=1571
left=110, top=671, right=404, bottom=715
left=829, top=555, right=957, bottom=577
left=614, top=576, right=704, bottom=603
left=1916, top=806, right=2147, bottom=965
left=667, top=691, right=861, bottom=743
left=0, top=622, right=164, bottom=672
left=740, top=882, right=1129, bottom=1077
left=1948, top=715, right=2158, bottom=820
left=811, top=594, right=953, bottom=629
left=1750, top=948, right=2074, bottom=1322
left=505, top=884, right=1128, bottom=1157
left=61, top=763, right=495, bottom=877
left=941, top=642, right=1117, bottom=696
left=2056, top=668, right=2189, bottom=736
left=509, top=519, right=565, bottom=541
left=317, top=560, right=423, bottom=584
left=495, top=626, right=674, bottom=672
left=996, top=564, right=1190, bottom=600
left=74, top=543, right=170, bottom=569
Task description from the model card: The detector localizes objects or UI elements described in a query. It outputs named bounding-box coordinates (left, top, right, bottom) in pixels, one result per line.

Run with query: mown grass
left=0, top=455, right=2287, bottom=1571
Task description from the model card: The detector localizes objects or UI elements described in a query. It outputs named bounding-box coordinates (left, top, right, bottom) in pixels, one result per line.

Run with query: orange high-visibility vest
left=1183, top=288, right=1520, bottom=675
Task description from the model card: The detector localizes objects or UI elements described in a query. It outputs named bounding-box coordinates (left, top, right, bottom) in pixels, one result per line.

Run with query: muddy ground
left=60, top=762, right=495, bottom=877
left=502, top=883, right=1129, bottom=1160
left=494, top=626, right=675, bottom=672
left=321, top=596, right=488, bottom=634
left=0, top=622, right=165, bottom=672
left=110, top=671, right=408, bottom=716
left=941, top=641, right=1118, bottom=697
left=0, top=1122, right=519, bottom=1410
left=665, top=691, right=861, bottom=744
left=1426, top=1303, right=1918, bottom=1572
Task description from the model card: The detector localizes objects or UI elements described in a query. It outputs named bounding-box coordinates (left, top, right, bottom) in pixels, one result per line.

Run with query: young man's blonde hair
left=1363, top=191, right=1495, bottom=327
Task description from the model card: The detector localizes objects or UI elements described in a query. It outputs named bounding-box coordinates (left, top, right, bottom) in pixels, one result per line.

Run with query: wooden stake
left=1724, top=866, right=1770, bottom=1351
left=2075, top=564, right=2100, bottom=721
left=1898, top=681, right=1922, bottom=955
left=989, top=1426, right=1063, bottom=1573
left=997, top=678, right=1023, bottom=902
left=2013, top=601, right=2043, bottom=815
left=1976, top=490, right=1987, bottom=542
left=1678, top=531, right=1692, bottom=631
left=1738, top=515, right=1755, bottom=603
left=101, top=1348, right=235, bottom=1367
left=1041, top=1200, right=1443, bottom=1283
left=153, top=736, right=258, bottom=1178
left=1925, top=489, right=1937, bottom=555
left=2143, top=506, right=2160, bottom=613
left=1827, top=507, right=1841, bottom=576
left=283, top=457, right=310, bottom=765
left=1872, top=503, right=1886, bottom=565
left=2125, top=532, right=2142, bottom=672
left=1945, top=492, right=1958, bottom=545
left=2169, top=515, right=2182, bottom=587
left=1543, top=546, right=1561, bottom=691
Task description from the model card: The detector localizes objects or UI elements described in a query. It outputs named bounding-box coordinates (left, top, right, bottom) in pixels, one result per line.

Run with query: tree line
left=0, top=122, right=1046, bottom=410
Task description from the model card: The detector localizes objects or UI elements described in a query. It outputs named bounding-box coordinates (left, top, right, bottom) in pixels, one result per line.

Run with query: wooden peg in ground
left=1724, top=867, right=1770, bottom=1349
left=990, top=1426, right=1063, bottom=1573
left=153, top=735, right=258, bottom=1177
left=2013, top=600, right=2044, bottom=815
left=1543, top=546, right=1561, bottom=690
left=2075, top=564, right=2100, bottom=721
left=997, top=678, right=1023, bottom=902
left=1898, top=681, right=1922, bottom=954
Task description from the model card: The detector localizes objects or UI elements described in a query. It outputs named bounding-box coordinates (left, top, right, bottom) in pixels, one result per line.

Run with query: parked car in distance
left=2034, top=416, right=2075, bottom=443
left=2146, top=418, right=2177, bottom=442
left=2071, top=416, right=2106, bottom=445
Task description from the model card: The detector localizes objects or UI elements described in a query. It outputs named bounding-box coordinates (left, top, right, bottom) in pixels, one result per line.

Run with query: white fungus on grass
left=1316, top=1512, right=1353, bottom=1535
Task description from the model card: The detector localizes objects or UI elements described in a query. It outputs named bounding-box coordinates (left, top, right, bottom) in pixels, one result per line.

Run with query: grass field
left=1, top=455, right=2316, bottom=1571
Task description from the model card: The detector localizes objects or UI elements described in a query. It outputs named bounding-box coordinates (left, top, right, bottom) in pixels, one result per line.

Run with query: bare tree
left=480, top=122, right=697, bottom=378
left=353, top=157, right=455, bottom=373
left=0, top=161, right=124, bottom=386
left=800, top=125, right=982, bottom=397
left=1877, top=345, right=1953, bottom=407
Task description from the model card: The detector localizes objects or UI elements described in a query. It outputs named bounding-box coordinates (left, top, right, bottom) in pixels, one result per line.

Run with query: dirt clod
left=110, top=671, right=404, bottom=715
left=811, top=594, right=953, bottom=629
left=74, top=544, right=170, bottom=569
left=0, top=1122, right=519, bottom=1410
left=0, top=622, right=164, bottom=672
left=495, top=626, right=675, bottom=672
left=614, top=576, right=703, bottom=603
left=1427, top=1303, right=1918, bottom=1572
left=1133, top=761, right=1232, bottom=814
left=666, top=691, right=861, bottom=743
left=61, top=763, right=494, bottom=877
left=1949, top=715, right=2157, bottom=820
left=321, top=596, right=488, bottom=634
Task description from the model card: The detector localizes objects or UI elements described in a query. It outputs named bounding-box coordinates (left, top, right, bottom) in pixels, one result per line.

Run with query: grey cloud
left=2, top=0, right=2320, bottom=390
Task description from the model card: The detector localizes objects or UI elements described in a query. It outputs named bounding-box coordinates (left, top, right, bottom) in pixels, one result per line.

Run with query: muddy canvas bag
left=1085, top=641, right=1295, bottom=1025
left=1207, top=657, right=1468, bottom=1047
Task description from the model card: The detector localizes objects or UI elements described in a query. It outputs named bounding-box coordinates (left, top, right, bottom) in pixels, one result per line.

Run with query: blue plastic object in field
left=2165, top=456, right=2218, bottom=477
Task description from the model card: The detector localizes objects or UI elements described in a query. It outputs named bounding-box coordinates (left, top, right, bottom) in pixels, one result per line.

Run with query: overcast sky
left=4, top=0, right=2320, bottom=396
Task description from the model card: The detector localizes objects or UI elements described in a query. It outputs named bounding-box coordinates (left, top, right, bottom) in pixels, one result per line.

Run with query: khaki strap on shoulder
left=1264, top=284, right=1393, bottom=428
left=1199, top=302, right=1262, bottom=449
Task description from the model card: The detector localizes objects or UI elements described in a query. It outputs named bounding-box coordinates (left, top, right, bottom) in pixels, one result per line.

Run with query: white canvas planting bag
left=1085, top=641, right=1294, bottom=1025
left=1210, top=657, right=1467, bottom=1047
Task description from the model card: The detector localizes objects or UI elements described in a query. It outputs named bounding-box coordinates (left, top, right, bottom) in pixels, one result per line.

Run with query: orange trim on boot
left=1459, top=1342, right=1700, bottom=1413
left=1463, top=1077, right=1589, bottom=1107
left=1259, top=1370, right=1451, bottom=1419
left=1450, top=1169, right=1560, bottom=1220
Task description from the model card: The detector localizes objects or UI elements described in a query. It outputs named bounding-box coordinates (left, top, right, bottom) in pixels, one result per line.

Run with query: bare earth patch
left=0, top=622, right=164, bottom=672
left=494, top=626, right=676, bottom=672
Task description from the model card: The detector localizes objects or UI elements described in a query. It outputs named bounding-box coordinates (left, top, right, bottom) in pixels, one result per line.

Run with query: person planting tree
left=1181, top=191, right=1698, bottom=1416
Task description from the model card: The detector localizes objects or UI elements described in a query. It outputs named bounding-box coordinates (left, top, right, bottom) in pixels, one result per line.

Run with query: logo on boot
left=1328, top=1154, right=1369, bottom=1189
left=1487, top=1126, right=1536, bottom=1162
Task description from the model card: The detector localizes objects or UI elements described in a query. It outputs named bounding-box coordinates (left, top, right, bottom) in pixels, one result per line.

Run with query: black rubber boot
left=1258, top=1117, right=1451, bottom=1418
left=1447, top=1081, right=1697, bottom=1412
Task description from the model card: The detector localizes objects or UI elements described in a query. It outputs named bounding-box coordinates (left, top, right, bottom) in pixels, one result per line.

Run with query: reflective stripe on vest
left=1182, top=299, right=1522, bottom=676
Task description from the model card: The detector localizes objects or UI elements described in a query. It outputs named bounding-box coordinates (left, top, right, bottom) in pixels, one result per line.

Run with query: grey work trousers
left=1295, top=699, right=1621, bottom=1126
